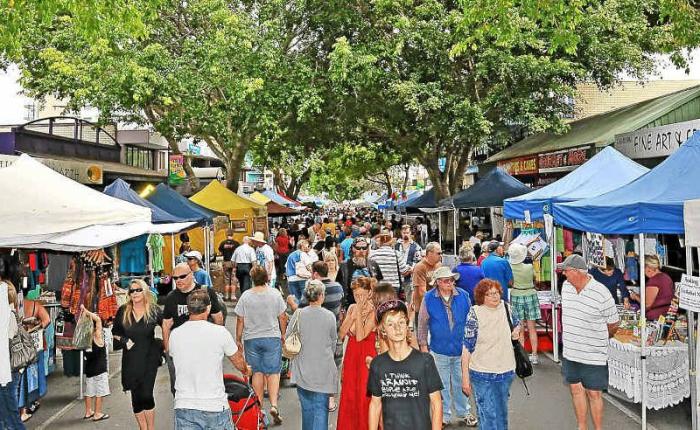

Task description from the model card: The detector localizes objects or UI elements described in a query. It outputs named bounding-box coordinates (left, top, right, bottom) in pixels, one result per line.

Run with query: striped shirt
left=562, top=277, right=619, bottom=366
left=299, top=279, right=344, bottom=324
left=369, top=246, right=409, bottom=291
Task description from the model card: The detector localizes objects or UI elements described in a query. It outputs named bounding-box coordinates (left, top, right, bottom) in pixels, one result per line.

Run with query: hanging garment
left=147, top=234, right=165, bottom=273
left=119, top=235, right=148, bottom=274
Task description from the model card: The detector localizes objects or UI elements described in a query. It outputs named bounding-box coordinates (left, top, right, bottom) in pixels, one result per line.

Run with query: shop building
left=485, top=84, right=700, bottom=186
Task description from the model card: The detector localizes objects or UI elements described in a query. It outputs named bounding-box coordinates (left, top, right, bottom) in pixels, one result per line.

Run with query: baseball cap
left=429, top=266, right=460, bottom=286
left=557, top=254, right=587, bottom=271
left=487, top=240, right=504, bottom=252
left=376, top=299, right=409, bottom=324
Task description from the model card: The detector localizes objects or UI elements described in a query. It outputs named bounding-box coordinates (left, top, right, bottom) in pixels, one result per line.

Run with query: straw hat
left=508, top=243, right=528, bottom=265
left=250, top=231, right=266, bottom=244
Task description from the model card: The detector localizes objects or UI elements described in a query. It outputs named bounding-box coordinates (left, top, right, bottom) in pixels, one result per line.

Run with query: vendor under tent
left=144, top=183, right=227, bottom=275
left=503, top=147, right=649, bottom=361
left=0, top=154, right=151, bottom=237
left=553, top=131, right=700, bottom=430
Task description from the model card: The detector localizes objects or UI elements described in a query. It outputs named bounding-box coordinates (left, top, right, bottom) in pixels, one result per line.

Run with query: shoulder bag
left=504, top=302, right=533, bottom=394
left=282, top=310, right=302, bottom=359
left=10, top=312, right=38, bottom=371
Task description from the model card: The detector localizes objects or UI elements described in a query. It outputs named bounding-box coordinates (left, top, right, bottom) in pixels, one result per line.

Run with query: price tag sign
left=678, top=274, right=700, bottom=312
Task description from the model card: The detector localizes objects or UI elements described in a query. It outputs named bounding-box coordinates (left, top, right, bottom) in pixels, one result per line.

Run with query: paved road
left=24, top=305, right=691, bottom=429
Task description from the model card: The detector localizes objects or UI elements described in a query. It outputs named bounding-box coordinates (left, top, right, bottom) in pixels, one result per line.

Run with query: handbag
left=9, top=312, right=38, bottom=371
left=295, top=261, right=312, bottom=279
left=504, top=302, right=533, bottom=393
left=282, top=310, right=302, bottom=359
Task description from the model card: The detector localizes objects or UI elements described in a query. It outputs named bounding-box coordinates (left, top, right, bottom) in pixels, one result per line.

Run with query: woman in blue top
left=589, top=257, right=629, bottom=308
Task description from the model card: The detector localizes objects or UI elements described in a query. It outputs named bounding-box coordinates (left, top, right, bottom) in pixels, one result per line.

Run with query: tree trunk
left=383, top=170, right=393, bottom=198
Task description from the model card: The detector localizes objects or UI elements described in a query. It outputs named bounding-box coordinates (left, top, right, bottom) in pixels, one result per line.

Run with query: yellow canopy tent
left=249, top=191, right=272, bottom=205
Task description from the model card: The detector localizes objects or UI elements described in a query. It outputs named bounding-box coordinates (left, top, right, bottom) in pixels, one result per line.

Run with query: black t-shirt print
left=219, top=239, right=240, bottom=261
left=367, top=349, right=443, bottom=430
left=162, top=284, right=222, bottom=329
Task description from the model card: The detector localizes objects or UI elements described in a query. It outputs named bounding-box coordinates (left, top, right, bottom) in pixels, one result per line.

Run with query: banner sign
left=168, top=154, right=186, bottom=185
left=614, top=119, right=700, bottom=159
left=0, top=154, right=103, bottom=184
left=498, top=156, right=538, bottom=176
left=538, top=146, right=589, bottom=173
left=679, top=274, right=700, bottom=312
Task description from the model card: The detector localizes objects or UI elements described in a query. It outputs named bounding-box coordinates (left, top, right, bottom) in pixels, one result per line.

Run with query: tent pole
left=687, top=245, right=698, bottom=430
left=438, top=211, right=442, bottom=249
left=204, top=223, right=211, bottom=274
left=639, top=233, right=647, bottom=430
left=148, top=236, right=154, bottom=290
left=453, top=208, right=458, bottom=256
left=551, top=225, right=559, bottom=362
left=170, top=233, right=176, bottom=274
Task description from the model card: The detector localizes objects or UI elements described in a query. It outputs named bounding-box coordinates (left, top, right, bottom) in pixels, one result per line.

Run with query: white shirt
left=170, top=320, right=237, bottom=411
left=0, top=282, right=12, bottom=385
left=232, top=243, right=257, bottom=264
left=562, top=277, right=619, bottom=366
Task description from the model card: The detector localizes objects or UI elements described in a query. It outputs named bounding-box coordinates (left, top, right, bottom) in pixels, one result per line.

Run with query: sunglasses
left=172, top=272, right=191, bottom=280
left=355, top=246, right=368, bottom=250
left=129, top=288, right=144, bottom=294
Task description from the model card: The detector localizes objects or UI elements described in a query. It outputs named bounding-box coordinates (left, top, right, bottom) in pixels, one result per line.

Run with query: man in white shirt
left=559, top=254, right=619, bottom=430
left=232, top=236, right=257, bottom=294
left=250, top=232, right=277, bottom=289
left=170, top=289, right=251, bottom=430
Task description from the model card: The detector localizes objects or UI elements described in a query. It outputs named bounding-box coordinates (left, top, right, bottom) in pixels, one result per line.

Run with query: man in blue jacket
left=417, top=267, right=477, bottom=427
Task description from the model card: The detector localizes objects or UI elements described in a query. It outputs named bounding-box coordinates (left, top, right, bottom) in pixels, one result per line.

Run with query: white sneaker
left=529, top=353, right=539, bottom=365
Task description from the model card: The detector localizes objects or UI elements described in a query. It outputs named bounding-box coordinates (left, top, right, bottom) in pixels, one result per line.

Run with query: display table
left=608, top=338, right=689, bottom=410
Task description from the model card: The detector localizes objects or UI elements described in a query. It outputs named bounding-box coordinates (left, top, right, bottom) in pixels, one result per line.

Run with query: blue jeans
left=296, top=386, right=329, bottom=430
left=0, top=372, right=25, bottom=430
left=432, top=352, right=471, bottom=421
left=469, top=370, right=515, bottom=430
left=175, top=408, right=233, bottom=430
left=288, top=280, right=307, bottom=302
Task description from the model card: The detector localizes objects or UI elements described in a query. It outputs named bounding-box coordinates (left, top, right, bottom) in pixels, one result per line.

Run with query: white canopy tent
left=0, top=154, right=151, bottom=237
left=683, top=198, right=700, bottom=430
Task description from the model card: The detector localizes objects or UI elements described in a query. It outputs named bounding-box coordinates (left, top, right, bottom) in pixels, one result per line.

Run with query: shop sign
left=538, top=146, right=589, bottom=173
left=679, top=274, right=700, bottom=312
left=614, top=119, right=700, bottom=159
left=497, top=156, right=538, bottom=176
left=0, top=154, right=103, bottom=184
left=168, top=154, right=186, bottom=185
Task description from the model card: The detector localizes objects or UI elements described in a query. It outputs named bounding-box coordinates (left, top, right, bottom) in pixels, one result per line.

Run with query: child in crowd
left=81, top=305, right=110, bottom=422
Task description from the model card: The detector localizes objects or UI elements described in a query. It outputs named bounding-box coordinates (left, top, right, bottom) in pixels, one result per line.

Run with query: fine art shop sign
left=614, top=119, right=700, bottom=159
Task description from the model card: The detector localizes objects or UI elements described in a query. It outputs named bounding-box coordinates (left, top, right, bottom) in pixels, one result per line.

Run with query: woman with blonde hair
left=629, top=254, right=675, bottom=320
left=112, top=279, right=163, bottom=430
left=337, top=276, right=377, bottom=430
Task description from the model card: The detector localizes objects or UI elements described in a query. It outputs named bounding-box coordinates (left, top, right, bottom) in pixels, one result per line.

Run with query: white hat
left=250, top=231, right=266, bottom=244
left=508, top=243, right=528, bottom=265
left=183, top=250, right=203, bottom=263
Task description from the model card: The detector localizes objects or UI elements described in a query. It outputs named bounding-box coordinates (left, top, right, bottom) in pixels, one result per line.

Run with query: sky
left=1, top=51, right=700, bottom=124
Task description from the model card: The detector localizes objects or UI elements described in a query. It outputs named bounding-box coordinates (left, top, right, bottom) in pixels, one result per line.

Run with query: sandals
left=328, top=398, right=338, bottom=412
left=463, top=413, right=478, bottom=427
left=20, top=413, right=32, bottom=423
left=269, top=406, right=282, bottom=425
left=83, top=413, right=95, bottom=420
left=93, top=413, right=110, bottom=422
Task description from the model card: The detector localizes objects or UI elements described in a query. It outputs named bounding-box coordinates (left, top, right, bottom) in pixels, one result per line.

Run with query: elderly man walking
left=559, top=255, right=620, bottom=430
left=417, top=267, right=477, bottom=427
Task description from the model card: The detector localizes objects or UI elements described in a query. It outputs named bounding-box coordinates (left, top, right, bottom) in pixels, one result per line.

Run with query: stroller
left=223, top=374, right=266, bottom=429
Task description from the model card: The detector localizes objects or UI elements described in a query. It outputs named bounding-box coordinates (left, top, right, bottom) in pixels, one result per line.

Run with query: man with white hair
left=559, top=254, right=619, bottom=430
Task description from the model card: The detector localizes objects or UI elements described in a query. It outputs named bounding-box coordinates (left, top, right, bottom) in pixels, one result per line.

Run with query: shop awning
left=504, top=147, right=649, bottom=221
left=104, top=178, right=194, bottom=224
left=486, top=85, right=700, bottom=163
left=0, top=154, right=151, bottom=238
left=190, top=180, right=267, bottom=219
left=553, top=130, right=700, bottom=234
left=442, top=168, right=531, bottom=209
left=145, top=183, right=223, bottom=224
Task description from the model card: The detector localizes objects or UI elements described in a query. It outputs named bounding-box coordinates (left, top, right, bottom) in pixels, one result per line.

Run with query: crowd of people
left=0, top=207, right=678, bottom=430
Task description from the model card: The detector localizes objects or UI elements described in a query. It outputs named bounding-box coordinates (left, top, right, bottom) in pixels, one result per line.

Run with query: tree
left=328, top=0, right=699, bottom=200
left=9, top=0, right=351, bottom=191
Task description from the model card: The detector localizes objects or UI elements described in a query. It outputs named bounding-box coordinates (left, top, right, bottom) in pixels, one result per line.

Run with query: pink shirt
left=646, top=272, right=674, bottom=320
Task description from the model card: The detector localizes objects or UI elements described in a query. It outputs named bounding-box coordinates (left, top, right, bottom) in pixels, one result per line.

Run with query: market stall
left=503, top=146, right=649, bottom=361
left=554, top=131, right=700, bottom=430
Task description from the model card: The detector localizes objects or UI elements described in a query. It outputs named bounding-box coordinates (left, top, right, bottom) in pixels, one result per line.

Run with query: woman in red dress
left=337, top=276, right=377, bottom=430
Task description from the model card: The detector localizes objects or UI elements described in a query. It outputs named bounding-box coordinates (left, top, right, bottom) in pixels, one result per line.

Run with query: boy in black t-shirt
left=368, top=300, right=443, bottom=430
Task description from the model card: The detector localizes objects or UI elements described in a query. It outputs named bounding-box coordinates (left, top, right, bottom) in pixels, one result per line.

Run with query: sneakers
left=529, top=353, right=539, bottom=365
left=463, top=413, right=478, bottom=427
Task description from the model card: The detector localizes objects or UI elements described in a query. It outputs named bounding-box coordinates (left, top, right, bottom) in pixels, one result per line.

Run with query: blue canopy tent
left=104, top=179, right=193, bottom=224
left=262, top=190, right=295, bottom=207
left=403, top=188, right=439, bottom=211
left=553, top=131, right=700, bottom=430
left=443, top=168, right=531, bottom=209
left=504, top=146, right=649, bottom=221
left=503, top=147, right=648, bottom=362
left=145, top=183, right=220, bottom=224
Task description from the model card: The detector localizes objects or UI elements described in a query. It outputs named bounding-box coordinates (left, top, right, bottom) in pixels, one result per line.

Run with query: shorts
left=85, top=372, right=111, bottom=397
left=561, top=358, right=608, bottom=391
left=244, top=337, right=282, bottom=374
left=222, top=261, right=235, bottom=285
left=510, top=292, right=541, bottom=321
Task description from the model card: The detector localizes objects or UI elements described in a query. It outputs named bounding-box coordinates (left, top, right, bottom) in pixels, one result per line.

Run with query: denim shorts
left=175, top=408, right=233, bottom=430
left=561, top=358, right=608, bottom=391
left=244, top=337, right=282, bottom=374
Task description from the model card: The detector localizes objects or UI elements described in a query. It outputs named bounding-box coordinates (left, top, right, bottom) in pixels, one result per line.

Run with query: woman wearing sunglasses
left=112, top=279, right=164, bottom=430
